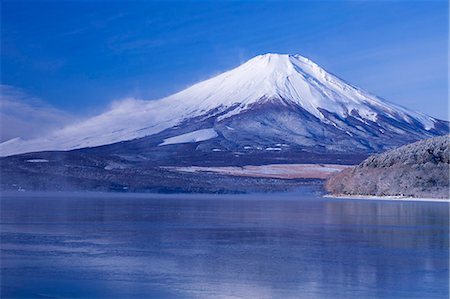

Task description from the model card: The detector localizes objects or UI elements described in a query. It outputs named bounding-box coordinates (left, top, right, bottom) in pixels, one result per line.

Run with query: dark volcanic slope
left=326, top=135, right=450, bottom=199
left=78, top=100, right=447, bottom=162
left=0, top=150, right=324, bottom=193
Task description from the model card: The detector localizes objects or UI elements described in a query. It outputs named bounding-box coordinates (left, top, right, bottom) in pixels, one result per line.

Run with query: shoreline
left=2, top=188, right=448, bottom=203
left=324, top=194, right=449, bottom=203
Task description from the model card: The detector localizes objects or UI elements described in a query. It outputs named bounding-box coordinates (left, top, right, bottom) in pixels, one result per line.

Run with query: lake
left=1, top=187, right=448, bottom=298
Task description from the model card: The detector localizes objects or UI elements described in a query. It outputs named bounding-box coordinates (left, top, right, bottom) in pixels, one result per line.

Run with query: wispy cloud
left=0, top=85, right=76, bottom=142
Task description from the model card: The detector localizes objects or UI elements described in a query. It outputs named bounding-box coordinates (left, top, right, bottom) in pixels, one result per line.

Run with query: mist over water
left=1, top=188, right=448, bottom=298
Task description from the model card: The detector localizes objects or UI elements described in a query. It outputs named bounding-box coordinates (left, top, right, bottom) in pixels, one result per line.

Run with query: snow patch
left=26, top=159, right=49, bottom=163
left=159, top=128, right=218, bottom=146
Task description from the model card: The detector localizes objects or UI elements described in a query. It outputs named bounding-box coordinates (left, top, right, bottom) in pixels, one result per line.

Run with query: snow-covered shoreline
left=324, top=194, right=449, bottom=203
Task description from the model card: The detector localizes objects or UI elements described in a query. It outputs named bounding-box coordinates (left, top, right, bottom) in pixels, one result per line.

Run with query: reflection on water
left=1, top=188, right=449, bottom=298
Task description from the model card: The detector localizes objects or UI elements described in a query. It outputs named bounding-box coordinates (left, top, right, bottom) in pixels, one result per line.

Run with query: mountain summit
left=1, top=53, right=448, bottom=157
left=166, top=53, right=436, bottom=126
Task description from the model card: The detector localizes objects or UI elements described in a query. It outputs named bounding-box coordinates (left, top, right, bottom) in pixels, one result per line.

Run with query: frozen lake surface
left=1, top=187, right=448, bottom=298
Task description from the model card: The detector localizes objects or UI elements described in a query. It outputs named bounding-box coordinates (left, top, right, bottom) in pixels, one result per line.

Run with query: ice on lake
left=1, top=187, right=448, bottom=298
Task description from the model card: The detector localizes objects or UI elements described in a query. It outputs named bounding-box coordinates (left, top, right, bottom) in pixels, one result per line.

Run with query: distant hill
left=326, top=135, right=449, bottom=199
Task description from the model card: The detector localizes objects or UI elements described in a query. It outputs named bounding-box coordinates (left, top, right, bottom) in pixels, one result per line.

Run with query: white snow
left=0, top=53, right=440, bottom=156
left=163, top=164, right=351, bottom=179
left=324, top=194, right=449, bottom=203
left=26, top=159, right=49, bottom=163
left=159, top=128, right=218, bottom=146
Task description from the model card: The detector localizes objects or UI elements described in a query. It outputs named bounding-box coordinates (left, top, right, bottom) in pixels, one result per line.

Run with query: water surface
left=1, top=188, right=448, bottom=298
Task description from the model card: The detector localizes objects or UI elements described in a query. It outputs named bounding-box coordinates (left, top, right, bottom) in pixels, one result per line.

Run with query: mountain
left=1, top=53, right=448, bottom=159
left=326, top=135, right=450, bottom=199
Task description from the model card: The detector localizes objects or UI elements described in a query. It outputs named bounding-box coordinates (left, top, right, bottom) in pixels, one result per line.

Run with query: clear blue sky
left=1, top=0, right=448, bottom=120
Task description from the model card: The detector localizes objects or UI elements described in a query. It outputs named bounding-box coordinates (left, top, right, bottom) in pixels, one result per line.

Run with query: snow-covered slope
left=0, top=53, right=448, bottom=157
left=159, top=128, right=218, bottom=146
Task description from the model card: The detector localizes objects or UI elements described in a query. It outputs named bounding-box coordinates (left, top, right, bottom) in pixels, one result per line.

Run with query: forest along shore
left=326, top=135, right=450, bottom=199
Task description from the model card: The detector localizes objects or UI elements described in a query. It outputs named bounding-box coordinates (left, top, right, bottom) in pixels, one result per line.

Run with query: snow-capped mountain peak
left=0, top=53, right=447, bottom=157
left=161, top=53, right=434, bottom=126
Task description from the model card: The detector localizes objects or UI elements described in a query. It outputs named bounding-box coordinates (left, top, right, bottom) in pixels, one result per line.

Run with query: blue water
left=1, top=188, right=449, bottom=299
